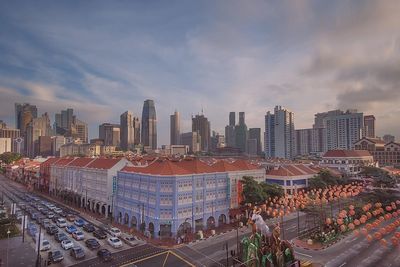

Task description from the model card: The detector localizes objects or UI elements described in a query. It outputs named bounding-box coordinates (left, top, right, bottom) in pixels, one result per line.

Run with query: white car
left=56, top=218, right=67, bottom=228
left=110, top=227, right=122, bottom=237
left=61, top=239, right=74, bottom=250
left=107, top=237, right=123, bottom=248
left=40, top=240, right=51, bottom=251
left=122, top=234, right=144, bottom=247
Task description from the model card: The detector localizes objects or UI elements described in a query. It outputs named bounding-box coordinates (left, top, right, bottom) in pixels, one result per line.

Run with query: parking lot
left=1, top=180, right=137, bottom=266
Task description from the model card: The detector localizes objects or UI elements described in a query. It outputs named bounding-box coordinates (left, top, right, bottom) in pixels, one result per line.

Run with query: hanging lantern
left=349, top=205, right=355, bottom=210
left=366, top=212, right=372, bottom=219
left=373, top=221, right=379, bottom=228
left=391, top=237, right=399, bottom=247
left=354, top=229, right=360, bottom=236
left=374, top=232, right=382, bottom=240
left=361, top=228, right=368, bottom=236
left=349, top=210, right=355, bottom=216
left=340, top=225, right=347, bottom=232
left=354, top=219, right=360, bottom=226
left=395, top=220, right=400, bottom=227
left=360, top=217, right=366, bottom=224
left=379, top=216, right=385, bottom=222
left=348, top=223, right=355, bottom=230
left=366, top=224, right=373, bottom=230
left=396, top=200, right=400, bottom=205
left=386, top=206, right=392, bottom=212
left=362, top=206, right=368, bottom=212
left=337, top=218, right=344, bottom=225
left=367, top=234, right=373, bottom=242
left=380, top=238, right=388, bottom=247
left=395, top=232, right=400, bottom=239
left=379, top=228, right=386, bottom=235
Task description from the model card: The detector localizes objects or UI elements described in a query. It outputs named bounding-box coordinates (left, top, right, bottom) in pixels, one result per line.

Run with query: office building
left=246, top=139, right=258, bottom=156
left=25, top=113, right=52, bottom=157
left=383, top=134, right=395, bottom=144
left=248, top=128, right=262, bottom=155
left=354, top=137, right=400, bottom=166
left=38, top=136, right=52, bottom=157
left=73, top=118, right=88, bottom=144
left=264, top=106, right=295, bottom=159
left=15, top=103, right=37, bottom=135
left=235, top=112, right=248, bottom=153
left=363, top=115, right=375, bottom=138
left=54, top=108, right=74, bottom=135
left=321, top=150, right=374, bottom=175
left=99, top=123, right=120, bottom=147
left=180, top=132, right=201, bottom=153
left=51, top=136, right=66, bottom=156
left=225, top=112, right=236, bottom=148
left=141, top=100, right=157, bottom=149
left=192, top=114, right=211, bottom=152
left=170, top=111, right=180, bottom=145
left=120, top=111, right=140, bottom=151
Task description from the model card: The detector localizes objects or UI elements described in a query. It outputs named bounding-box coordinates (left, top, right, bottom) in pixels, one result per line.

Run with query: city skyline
left=1, top=1, right=399, bottom=145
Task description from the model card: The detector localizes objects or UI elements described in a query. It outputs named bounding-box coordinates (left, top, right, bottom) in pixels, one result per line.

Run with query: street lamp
left=36, top=223, right=42, bottom=267
left=6, top=229, right=10, bottom=267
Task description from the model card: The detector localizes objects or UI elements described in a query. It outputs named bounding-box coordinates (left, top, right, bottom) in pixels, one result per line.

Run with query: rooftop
left=323, top=150, right=372, bottom=158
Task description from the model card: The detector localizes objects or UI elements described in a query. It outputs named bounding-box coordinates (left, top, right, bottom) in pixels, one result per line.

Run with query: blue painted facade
left=114, top=171, right=230, bottom=238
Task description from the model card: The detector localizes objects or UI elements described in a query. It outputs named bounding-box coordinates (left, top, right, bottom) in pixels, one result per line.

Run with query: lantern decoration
left=374, top=232, right=382, bottom=240
left=349, top=205, right=355, bottom=210
left=367, top=234, right=373, bottom=242
left=360, top=217, right=366, bottom=224
left=391, top=237, right=399, bottom=247
left=340, top=225, right=347, bottom=232
left=348, top=223, right=355, bottom=230
left=379, top=228, right=386, bottom=235
left=379, top=216, right=385, bottom=222
left=354, top=229, right=360, bottom=236
left=366, top=224, right=372, bottom=231
left=349, top=210, right=355, bottom=216
left=366, top=212, right=372, bottom=219
left=384, top=214, right=391, bottom=221
left=380, top=238, right=388, bottom=247
left=361, top=228, right=368, bottom=236
left=326, top=218, right=332, bottom=225
left=354, top=219, right=360, bottom=226
left=395, top=232, right=400, bottom=239
left=395, top=220, right=400, bottom=227
left=373, top=221, right=379, bottom=228
left=386, top=206, right=392, bottom=212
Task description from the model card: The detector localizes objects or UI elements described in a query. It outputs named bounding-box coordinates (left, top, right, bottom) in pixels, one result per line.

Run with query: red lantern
left=337, top=218, right=344, bottom=225
left=348, top=223, right=355, bottom=230
left=349, top=205, right=355, bottom=210
left=395, top=232, right=400, bottom=239
left=380, top=238, right=387, bottom=247
left=379, top=228, right=386, bottom=235
left=349, top=210, right=355, bottom=216
left=374, top=232, right=382, bottom=240
left=340, top=225, right=347, bottom=232
left=367, top=234, right=373, bottom=242
left=366, top=224, right=373, bottom=230
left=366, top=212, right=372, bottom=219
left=354, top=229, right=360, bottom=236
left=360, top=217, right=366, bottom=224
left=361, top=228, right=368, bottom=236
left=354, top=219, right=360, bottom=226
left=391, top=237, right=399, bottom=247
left=386, top=206, right=392, bottom=212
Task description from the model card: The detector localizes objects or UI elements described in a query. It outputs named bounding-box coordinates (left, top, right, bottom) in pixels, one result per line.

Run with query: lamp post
left=6, top=229, right=10, bottom=267
left=36, top=223, right=42, bottom=267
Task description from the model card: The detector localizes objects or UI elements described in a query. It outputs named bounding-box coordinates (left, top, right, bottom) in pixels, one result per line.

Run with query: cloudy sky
left=1, top=0, right=399, bottom=144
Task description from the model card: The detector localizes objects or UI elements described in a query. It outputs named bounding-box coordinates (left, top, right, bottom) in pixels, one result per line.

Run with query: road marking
left=338, top=262, right=347, bottom=267
left=295, top=252, right=312, bottom=258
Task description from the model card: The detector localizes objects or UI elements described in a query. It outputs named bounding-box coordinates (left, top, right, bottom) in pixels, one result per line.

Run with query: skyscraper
left=170, top=111, right=180, bottom=145
left=15, top=103, right=37, bottom=136
left=264, top=106, right=295, bottom=159
left=235, top=112, right=248, bottom=153
left=99, top=123, right=121, bottom=147
left=225, top=112, right=236, bottom=148
left=26, top=112, right=52, bottom=157
left=141, top=99, right=157, bottom=149
left=54, top=108, right=74, bottom=135
left=120, top=111, right=140, bottom=151
left=363, top=115, right=376, bottom=138
left=248, top=128, right=262, bottom=155
left=322, top=110, right=363, bottom=150
left=192, top=114, right=210, bottom=152
left=73, top=118, right=88, bottom=143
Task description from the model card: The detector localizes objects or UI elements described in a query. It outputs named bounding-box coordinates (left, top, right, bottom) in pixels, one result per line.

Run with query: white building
left=264, top=106, right=295, bottom=159
left=49, top=157, right=130, bottom=217
left=0, top=138, right=12, bottom=154
left=320, top=150, right=374, bottom=175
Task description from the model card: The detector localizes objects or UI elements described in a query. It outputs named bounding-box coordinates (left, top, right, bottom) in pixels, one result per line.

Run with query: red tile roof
left=231, top=159, right=259, bottom=170
left=122, top=160, right=192, bottom=175
left=212, top=160, right=240, bottom=172
left=86, top=158, right=123, bottom=169
left=179, top=159, right=215, bottom=174
left=53, top=158, right=75, bottom=166
left=68, top=158, right=95, bottom=167
left=41, top=157, right=61, bottom=166
left=323, top=150, right=372, bottom=158
left=267, top=164, right=319, bottom=177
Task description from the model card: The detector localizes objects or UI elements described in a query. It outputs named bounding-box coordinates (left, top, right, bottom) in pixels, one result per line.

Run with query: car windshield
left=53, top=251, right=61, bottom=256
left=43, top=241, right=49, bottom=245
left=111, top=238, right=119, bottom=242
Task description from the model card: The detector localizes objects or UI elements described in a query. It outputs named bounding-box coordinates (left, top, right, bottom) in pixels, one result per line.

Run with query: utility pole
left=225, top=242, right=229, bottom=267
left=36, top=224, right=41, bottom=267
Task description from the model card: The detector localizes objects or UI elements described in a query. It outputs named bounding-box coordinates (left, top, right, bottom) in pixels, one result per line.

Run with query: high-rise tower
left=141, top=100, right=157, bottom=149
left=170, top=111, right=180, bottom=145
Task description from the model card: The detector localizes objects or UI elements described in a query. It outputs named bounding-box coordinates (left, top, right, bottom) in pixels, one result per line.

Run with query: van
left=56, top=218, right=67, bottom=228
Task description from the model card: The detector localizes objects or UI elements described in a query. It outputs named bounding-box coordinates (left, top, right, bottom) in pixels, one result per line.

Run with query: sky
left=0, top=0, right=399, bottom=144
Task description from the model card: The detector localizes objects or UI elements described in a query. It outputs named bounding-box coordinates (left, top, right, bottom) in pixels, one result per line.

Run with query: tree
left=241, top=176, right=267, bottom=204
left=260, top=183, right=284, bottom=199
left=0, top=152, right=22, bottom=164
left=308, top=170, right=345, bottom=189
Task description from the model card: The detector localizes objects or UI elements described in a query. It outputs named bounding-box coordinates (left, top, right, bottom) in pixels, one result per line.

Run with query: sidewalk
left=0, top=236, right=36, bottom=267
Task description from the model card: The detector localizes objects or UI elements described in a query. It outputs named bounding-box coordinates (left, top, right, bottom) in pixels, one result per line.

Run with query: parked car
left=83, top=223, right=95, bottom=233
left=46, top=225, right=59, bottom=235
left=61, top=239, right=74, bottom=250
left=52, top=215, right=60, bottom=223
left=54, top=208, right=63, bottom=214
left=93, top=229, right=107, bottom=239
left=72, top=231, right=84, bottom=241
left=66, top=225, right=78, bottom=234
left=107, top=237, right=123, bottom=248
left=48, top=250, right=64, bottom=263
left=66, top=214, right=75, bottom=222
left=85, top=238, right=100, bottom=250
left=42, top=219, right=51, bottom=228
left=59, top=211, right=67, bottom=217
left=70, top=246, right=85, bottom=260
left=56, top=218, right=67, bottom=228
left=40, top=240, right=51, bottom=251
left=47, top=212, right=55, bottom=219
left=55, top=232, right=68, bottom=243
left=74, top=218, right=86, bottom=227
left=122, top=235, right=144, bottom=247
left=31, top=212, right=39, bottom=220
left=109, top=227, right=122, bottom=237
left=97, top=248, right=112, bottom=262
